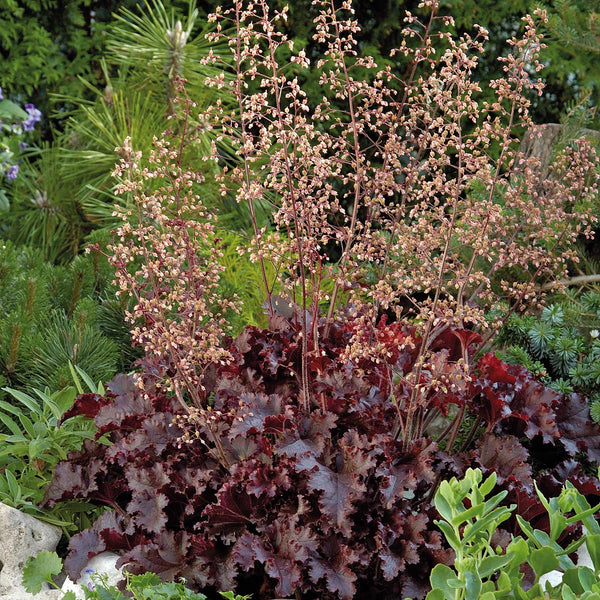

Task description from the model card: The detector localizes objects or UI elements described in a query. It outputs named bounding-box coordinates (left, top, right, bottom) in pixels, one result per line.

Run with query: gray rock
left=0, top=503, right=62, bottom=599
left=61, top=552, right=123, bottom=599
left=0, top=590, right=63, bottom=600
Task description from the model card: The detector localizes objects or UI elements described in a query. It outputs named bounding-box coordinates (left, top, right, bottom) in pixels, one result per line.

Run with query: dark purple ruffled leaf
left=554, top=393, right=600, bottom=462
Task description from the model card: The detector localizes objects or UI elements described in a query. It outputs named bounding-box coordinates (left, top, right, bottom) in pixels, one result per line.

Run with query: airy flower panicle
left=112, top=1, right=598, bottom=422
left=107, top=87, right=240, bottom=410
left=199, top=0, right=597, bottom=413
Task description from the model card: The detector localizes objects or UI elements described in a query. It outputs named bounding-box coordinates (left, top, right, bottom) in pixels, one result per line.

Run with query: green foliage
left=3, top=0, right=233, bottom=263
left=23, top=311, right=118, bottom=391
left=80, top=573, right=252, bottom=600
left=262, top=0, right=600, bottom=126
left=422, top=468, right=600, bottom=600
left=106, top=0, right=231, bottom=110
left=446, top=0, right=600, bottom=125
left=498, top=291, right=600, bottom=419
left=0, top=240, right=128, bottom=395
left=0, top=0, right=133, bottom=130
left=428, top=469, right=515, bottom=600
left=22, top=550, right=63, bottom=595
left=56, top=70, right=169, bottom=227
left=22, top=553, right=251, bottom=600
left=216, top=231, right=279, bottom=334
left=0, top=96, right=42, bottom=211
left=4, top=143, right=91, bottom=262
left=541, top=0, right=600, bottom=96
left=0, top=376, right=103, bottom=532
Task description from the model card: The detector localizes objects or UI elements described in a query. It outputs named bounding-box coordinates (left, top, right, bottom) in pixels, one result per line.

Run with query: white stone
left=0, top=503, right=63, bottom=599
left=61, top=552, right=123, bottom=599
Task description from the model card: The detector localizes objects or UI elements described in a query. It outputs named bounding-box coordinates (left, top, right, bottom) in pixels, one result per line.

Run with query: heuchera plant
left=44, top=316, right=600, bottom=599
left=46, top=0, right=600, bottom=598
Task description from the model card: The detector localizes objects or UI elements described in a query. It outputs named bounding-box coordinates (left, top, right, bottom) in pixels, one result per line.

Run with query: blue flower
left=22, top=104, right=42, bottom=131
left=0, top=87, right=3, bottom=101
left=19, top=142, right=28, bottom=151
left=24, top=104, right=42, bottom=122
left=7, top=164, right=18, bottom=180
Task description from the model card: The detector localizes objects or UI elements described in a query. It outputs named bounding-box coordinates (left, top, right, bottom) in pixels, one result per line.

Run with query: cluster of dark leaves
left=43, top=315, right=600, bottom=600
left=470, top=353, right=600, bottom=538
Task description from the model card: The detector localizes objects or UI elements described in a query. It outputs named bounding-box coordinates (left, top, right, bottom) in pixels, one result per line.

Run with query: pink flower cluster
left=109, top=0, right=598, bottom=416
left=107, top=104, right=239, bottom=408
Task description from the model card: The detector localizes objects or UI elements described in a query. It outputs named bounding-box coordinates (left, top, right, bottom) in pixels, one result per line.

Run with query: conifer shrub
left=0, top=240, right=130, bottom=396
left=499, top=292, right=600, bottom=422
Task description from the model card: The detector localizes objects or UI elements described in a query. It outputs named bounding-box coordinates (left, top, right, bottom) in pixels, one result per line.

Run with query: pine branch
left=540, top=274, right=600, bottom=291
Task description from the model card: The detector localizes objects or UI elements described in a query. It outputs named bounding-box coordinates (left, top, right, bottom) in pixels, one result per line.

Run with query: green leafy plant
left=106, top=0, right=232, bottom=113
left=424, top=467, right=600, bottom=600
left=0, top=92, right=42, bottom=212
left=2, top=0, right=237, bottom=267
left=22, top=551, right=251, bottom=600
left=427, top=469, right=515, bottom=600
left=0, top=0, right=136, bottom=133
left=0, top=369, right=103, bottom=531
left=4, top=143, right=91, bottom=262
left=216, top=230, right=279, bottom=334
left=22, top=550, right=65, bottom=596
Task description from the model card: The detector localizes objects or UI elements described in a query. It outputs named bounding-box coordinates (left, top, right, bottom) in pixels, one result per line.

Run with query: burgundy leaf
left=94, top=375, right=157, bottom=436
left=64, top=510, right=135, bottom=581
left=203, top=483, right=255, bottom=528
left=125, top=462, right=170, bottom=495
left=305, top=440, right=374, bottom=536
left=228, top=392, right=297, bottom=440
left=475, top=434, right=533, bottom=490
left=128, top=490, right=169, bottom=534
left=43, top=459, right=95, bottom=504
left=507, top=374, right=558, bottom=443
left=64, top=529, right=106, bottom=581
left=59, top=392, right=112, bottom=422
left=430, top=328, right=481, bottom=362
left=554, top=393, right=600, bottom=462
left=475, top=361, right=560, bottom=443
left=233, top=517, right=315, bottom=599
left=539, top=460, right=600, bottom=505
left=379, top=551, right=403, bottom=581
left=307, top=465, right=361, bottom=535
left=47, top=318, right=600, bottom=600
left=309, top=537, right=358, bottom=599
left=477, top=353, right=517, bottom=384
left=119, top=531, right=190, bottom=582
left=377, top=438, right=436, bottom=509
left=396, top=512, right=429, bottom=566
left=241, top=459, right=293, bottom=498
left=471, top=384, right=512, bottom=430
